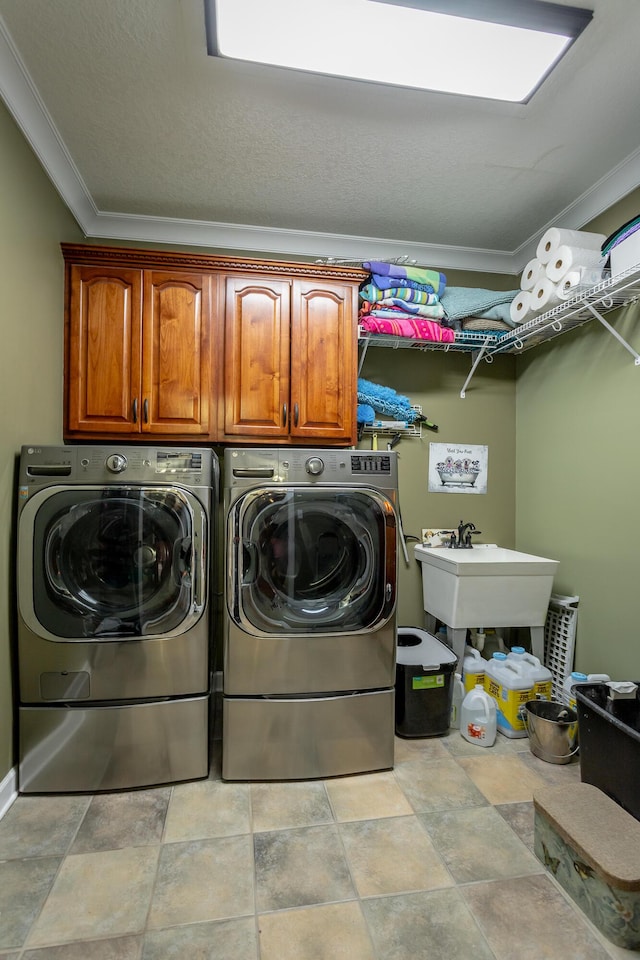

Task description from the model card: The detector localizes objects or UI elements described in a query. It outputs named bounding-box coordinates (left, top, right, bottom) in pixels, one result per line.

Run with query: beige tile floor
left=0, top=726, right=634, bottom=960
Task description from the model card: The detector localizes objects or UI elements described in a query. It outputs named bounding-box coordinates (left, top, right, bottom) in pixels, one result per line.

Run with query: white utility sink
left=413, top=543, right=559, bottom=663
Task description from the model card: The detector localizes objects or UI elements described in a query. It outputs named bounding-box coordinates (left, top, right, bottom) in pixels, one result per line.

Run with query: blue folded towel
left=440, top=287, right=519, bottom=322
left=363, top=261, right=446, bottom=291
left=371, top=273, right=444, bottom=295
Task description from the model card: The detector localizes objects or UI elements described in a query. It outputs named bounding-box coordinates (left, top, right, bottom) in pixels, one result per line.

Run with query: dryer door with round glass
left=225, top=486, right=397, bottom=695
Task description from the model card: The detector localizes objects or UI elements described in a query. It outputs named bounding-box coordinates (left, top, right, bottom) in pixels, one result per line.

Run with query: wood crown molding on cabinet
left=60, top=244, right=366, bottom=283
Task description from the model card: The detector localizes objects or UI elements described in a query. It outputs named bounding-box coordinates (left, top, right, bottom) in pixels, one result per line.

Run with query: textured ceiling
left=1, top=0, right=640, bottom=272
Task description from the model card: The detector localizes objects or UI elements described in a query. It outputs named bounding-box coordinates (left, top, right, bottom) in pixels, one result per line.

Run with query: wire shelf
left=487, top=264, right=640, bottom=357
left=358, top=327, right=502, bottom=354
left=357, top=263, right=640, bottom=393
left=360, top=405, right=423, bottom=438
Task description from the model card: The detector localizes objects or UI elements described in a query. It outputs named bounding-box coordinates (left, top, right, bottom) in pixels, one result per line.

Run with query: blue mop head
left=357, top=404, right=376, bottom=424
left=357, top=378, right=418, bottom=422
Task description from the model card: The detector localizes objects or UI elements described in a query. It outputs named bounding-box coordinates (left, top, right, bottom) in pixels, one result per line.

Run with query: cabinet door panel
left=224, top=277, right=290, bottom=437
left=67, top=265, right=142, bottom=433
left=290, top=280, right=356, bottom=441
left=143, top=271, right=211, bottom=435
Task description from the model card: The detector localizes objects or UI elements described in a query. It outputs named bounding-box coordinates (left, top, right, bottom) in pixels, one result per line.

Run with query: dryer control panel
left=350, top=454, right=392, bottom=475
left=226, top=447, right=398, bottom=492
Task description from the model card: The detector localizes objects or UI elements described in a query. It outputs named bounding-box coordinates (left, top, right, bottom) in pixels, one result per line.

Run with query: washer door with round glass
left=229, top=487, right=396, bottom=635
left=19, top=486, right=207, bottom=640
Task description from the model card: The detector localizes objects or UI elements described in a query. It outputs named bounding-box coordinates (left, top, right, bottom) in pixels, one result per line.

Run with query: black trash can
left=575, top=682, right=640, bottom=821
left=395, top=627, right=457, bottom=738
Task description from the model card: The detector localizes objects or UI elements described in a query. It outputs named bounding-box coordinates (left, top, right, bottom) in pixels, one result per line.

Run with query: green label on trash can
left=412, top=674, right=444, bottom=690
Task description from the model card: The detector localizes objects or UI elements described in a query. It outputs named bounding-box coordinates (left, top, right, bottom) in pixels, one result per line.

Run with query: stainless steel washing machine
left=16, top=445, right=218, bottom=793
left=223, top=447, right=398, bottom=780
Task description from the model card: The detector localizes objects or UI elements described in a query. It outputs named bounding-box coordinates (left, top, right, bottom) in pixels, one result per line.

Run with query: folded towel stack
left=441, top=287, right=519, bottom=332
left=359, top=261, right=453, bottom=343
left=511, top=228, right=606, bottom=326
left=358, top=262, right=519, bottom=343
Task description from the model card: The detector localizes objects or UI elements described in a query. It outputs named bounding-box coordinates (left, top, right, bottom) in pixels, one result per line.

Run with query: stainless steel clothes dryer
left=223, top=447, right=398, bottom=780
left=17, top=445, right=218, bottom=793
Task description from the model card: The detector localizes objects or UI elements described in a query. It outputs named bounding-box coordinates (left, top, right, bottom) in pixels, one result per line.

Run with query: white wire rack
left=358, top=263, right=640, bottom=396
left=544, top=594, right=580, bottom=701
left=358, top=327, right=501, bottom=373
left=360, top=405, right=423, bottom=439
left=486, top=264, right=640, bottom=359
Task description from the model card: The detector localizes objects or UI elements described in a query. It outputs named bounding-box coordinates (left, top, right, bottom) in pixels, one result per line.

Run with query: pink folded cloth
left=359, top=315, right=455, bottom=343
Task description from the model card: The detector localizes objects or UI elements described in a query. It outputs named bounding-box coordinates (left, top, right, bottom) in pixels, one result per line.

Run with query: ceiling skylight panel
left=207, top=0, right=592, bottom=103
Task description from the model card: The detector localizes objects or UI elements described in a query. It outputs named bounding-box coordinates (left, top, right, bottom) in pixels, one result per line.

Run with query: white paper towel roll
left=520, top=258, right=545, bottom=291
left=536, top=228, right=606, bottom=264
left=546, top=245, right=605, bottom=283
left=531, top=277, right=560, bottom=312
left=510, top=290, right=532, bottom=325
left=556, top=266, right=605, bottom=300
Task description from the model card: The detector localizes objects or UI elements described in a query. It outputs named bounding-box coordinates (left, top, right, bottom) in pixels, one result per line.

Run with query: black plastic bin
left=395, top=627, right=457, bottom=738
left=575, top=682, right=640, bottom=821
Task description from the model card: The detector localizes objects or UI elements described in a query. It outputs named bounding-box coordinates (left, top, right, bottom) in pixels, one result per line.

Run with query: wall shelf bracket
left=460, top=337, right=492, bottom=398
left=582, top=300, right=640, bottom=365
left=357, top=334, right=371, bottom=375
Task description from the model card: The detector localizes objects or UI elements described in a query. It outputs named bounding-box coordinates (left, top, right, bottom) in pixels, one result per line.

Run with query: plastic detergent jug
left=460, top=684, right=496, bottom=747
left=507, top=647, right=552, bottom=700
left=562, top=671, right=610, bottom=710
left=450, top=673, right=465, bottom=730
left=562, top=671, right=587, bottom=709
left=484, top=652, right=533, bottom=738
left=462, top=646, right=488, bottom=693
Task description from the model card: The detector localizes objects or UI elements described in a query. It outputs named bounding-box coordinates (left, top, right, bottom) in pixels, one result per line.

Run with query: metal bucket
left=523, top=700, right=579, bottom=764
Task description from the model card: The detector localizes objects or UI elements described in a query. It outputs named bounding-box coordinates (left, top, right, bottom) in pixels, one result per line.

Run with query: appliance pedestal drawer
left=222, top=688, right=394, bottom=781
left=19, top=695, right=209, bottom=793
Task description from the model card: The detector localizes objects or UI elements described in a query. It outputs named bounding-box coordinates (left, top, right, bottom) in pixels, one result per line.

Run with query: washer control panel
left=19, top=445, right=214, bottom=489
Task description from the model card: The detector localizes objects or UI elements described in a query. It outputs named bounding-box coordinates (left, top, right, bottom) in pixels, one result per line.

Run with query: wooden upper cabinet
left=63, top=244, right=362, bottom=445
left=223, top=275, right=357, bottom=443
left=67, top=265, right=142, bottom=434
left=291, top=279, right=356, bottom=441
left=65, top=257, right=213, bottom=440
left=223, top=277, right=291, bottom=437
left=143, top=271, right=211, bottom=435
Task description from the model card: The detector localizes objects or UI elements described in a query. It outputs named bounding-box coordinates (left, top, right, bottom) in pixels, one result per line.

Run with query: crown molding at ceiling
left=1, top=13, right=638, bottom=277
left=0, top=15, right=98, bottom=229
left=86, top=210, right=521, bottom=274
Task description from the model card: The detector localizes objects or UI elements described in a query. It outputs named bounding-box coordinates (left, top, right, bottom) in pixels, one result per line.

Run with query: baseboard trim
left=0, top=766, right=17, bottom=820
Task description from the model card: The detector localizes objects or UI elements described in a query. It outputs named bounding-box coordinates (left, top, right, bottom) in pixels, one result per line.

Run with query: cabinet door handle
left=293, top=403, right=299, bottom=427
left=143, top=398, right=149, bottom=424
left=282, top=403, right=288, bottom=427
left=132, top=398, right=138, bottom=423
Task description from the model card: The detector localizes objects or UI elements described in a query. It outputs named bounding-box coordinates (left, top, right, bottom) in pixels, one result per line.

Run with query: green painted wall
left=0, top=102, right=82, bottom=782
left=516, top=188, right=640, bottom=678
